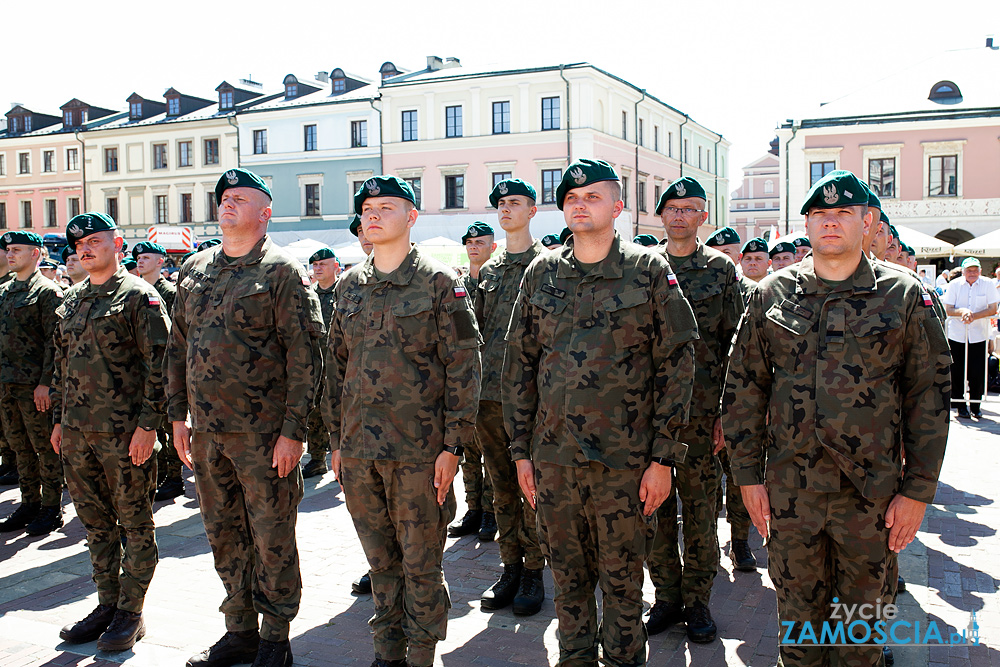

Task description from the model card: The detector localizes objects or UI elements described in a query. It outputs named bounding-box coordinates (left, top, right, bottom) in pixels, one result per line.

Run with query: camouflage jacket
left=52, top=267, right=170, bottom=433
left=738, top=274, right=758, bottom=307
left=153, top=276, right=177, bottom=315
left=722, top=254, right=951, bottom=503
left=165, top=235, right=325, bottom=441
left=503, top=234, right=699, bottom=470
left=324, top=246, right=482, bottom=463
left=474, top=239, right=546, bottom=402
left=0, top=271, right=63, bottom=386
left=312, top=281, right=337, bottom=327
left=661, top=241, right=744, bottom=419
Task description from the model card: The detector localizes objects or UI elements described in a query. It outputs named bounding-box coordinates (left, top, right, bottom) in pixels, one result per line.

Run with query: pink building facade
left=729, top=144, right=780, bottom=242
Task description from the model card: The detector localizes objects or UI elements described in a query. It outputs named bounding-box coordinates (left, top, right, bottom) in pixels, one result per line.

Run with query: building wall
left=730, top=153, right=781, bottom=239
left=0, top=135, right=83, bottom=234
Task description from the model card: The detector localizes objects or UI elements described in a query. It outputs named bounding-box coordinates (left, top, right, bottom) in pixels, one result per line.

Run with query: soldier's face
left=895, top=252, right=910, bottom=267
left=136, top=253, right=163, bottom=277
left=312, top=257, right=340, bottom=284
left=740, top=252, right=770, bottom=281
left=357, top=227, right=374, bottom=256
left=496, top=195, right=536, bottom=233
left=219, top=188, right=271, bottom=232
left=770, top=252, right=795, bottom=270
left=77, top=232, right=121, bottom=273
left=659, top=197, right=708, bottom=242
left=794, top=247, right=810, bottom=262
left=885, top=237, right=899, bottom=262
left=562, top=182, right=624, bottom=234
left=716, top=244, right=740, bottom=262
left=871, top=219, right=888, bottom=258
left=5, top=245, right=39, bottom=273
left=804, top=205, right=869, bottom=260
left=65, top=254, right=86, bottom=280
left=361, top=197, right=417, bottom=246
left=465, top=236, right=495, bottom=265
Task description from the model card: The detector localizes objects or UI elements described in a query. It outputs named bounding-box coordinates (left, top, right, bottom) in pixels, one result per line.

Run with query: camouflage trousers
left=190, top=431, right=303, bottom=643
left=647, top=416, right=721, bottom=607
left=340, top=457, right=456, bottom=667
left=62, top=428, right=157, bottom=612
left=306, top=406, right=329, bottom=461
left=0, top=384, right=61, bottom=506
left=534, top=460, right=653, bottom=667
left=156, top=425, right=180, bottom=480
left=769, top=478, right=892, bottom=667
left=0, top=422, right=13, bottom=469
left=477, top=400, right=544, bottom=569
left=717, top=447, right=752, bottom=541
left=461, top=429, right=494, bottom=513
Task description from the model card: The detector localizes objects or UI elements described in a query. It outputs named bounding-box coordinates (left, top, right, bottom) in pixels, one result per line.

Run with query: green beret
left=769, top=241, right=796, bottom=257
left=0, top=231, right=43, bottom=250
left=880, top=210, right=890, bottom=225
left=632, top=234, right=659, bottom=247
left=742, top=238, right=769, bottom=254
left=558, top=227, right=572, bottom=244
left=132, top=241, right=167, bottom=259
left=179, top=252, right=196, bottom=265
left=887, top=223, right=899, bottom=240
left=800, top=170, right=868, bottom=214
left=198, top=238, right=222, bottom=252
left=489, top=179, right=537, bottom=208
left=354, top=175, right=415, bottom=215
left=66, top=212, right=117, bottom=250
left=349, top=214, right=362, bottom=237
left=61, top=246, right=77, bottom=263
left=655, top=177, right=707, bottom=214
left=541, top=234, right=561, bottom=247
left=309, top=247, right=338, bottom=264
left=122, top=257, right=137, bottom=271
left=861, top=182, right=881, bottom=209
left=121, top=240, right=129, bottom=254
left=706, top=226, right=741, bottom=247
left=556, top=159, right=620, bottom=210
left=792, top=237, right=811, bottom=249
left=462, top=221, right=495, bottom=244
left=899, top=243, right=914, bottom=255
left=215, top=168, right=271, bottom=204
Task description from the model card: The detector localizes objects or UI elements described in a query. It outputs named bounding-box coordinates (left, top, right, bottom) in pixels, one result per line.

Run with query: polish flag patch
left=454, top=285, right=468, bottom=298
left=922, top=291, right=933, bottom=307
left=667, top=273, right=679, bottom=287
left=148, top=295, right=160, bottom=307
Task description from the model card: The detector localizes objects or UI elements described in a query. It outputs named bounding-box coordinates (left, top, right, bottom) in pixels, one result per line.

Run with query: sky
left=5, top=0, right=998, bottom=193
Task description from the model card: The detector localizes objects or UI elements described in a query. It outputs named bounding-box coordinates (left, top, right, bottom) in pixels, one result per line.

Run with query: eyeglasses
left=662, top=206, right=705, bottom=217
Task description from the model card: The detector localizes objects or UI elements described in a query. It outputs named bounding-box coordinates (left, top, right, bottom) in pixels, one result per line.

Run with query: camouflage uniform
left=473, top=239, right=546, bottom=568
left=458, top=270, right=493, bottom=514
left=52, top=267, right=169, bottom=612
left=648, top=241, right=743, bottom=607
left=0, top=272, right=15, bottom=471
left=306, top=281, right=337, bottom=464
left=722, top=254, right=951, bottom=667
left=324, top=246, right=481, bottom=667
left=738, top=274, right=758, bottom=307
left=504, top=234, right=697, bottom=666
left=0, top=271, right=64, bottom=508
left=150, top=275, right=179, bottom=483
left=165, top=236, right=325, bottom=643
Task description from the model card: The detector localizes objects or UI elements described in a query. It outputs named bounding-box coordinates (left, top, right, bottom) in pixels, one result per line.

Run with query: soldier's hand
left=172, top=421, right=193, bottom=470
left=434, top=450, right=460, bottom=506
left=330, top=449, right=342, bottom=484
left=712, top=418, right=725, bottom=455
left=515, top=459, right=536, bottom=509
left=50, top=424, right=62, bottom=454
left=273, top=436, right=305, bottom=478
left=741, top=484, right=771, bottom=542
left=129, top=428, right=157, bottom=466
left=34, top=385, right=51, bottom=412
left=639, top=462, right=673, bottom=516
left=886, top=494, right=927, bottom=553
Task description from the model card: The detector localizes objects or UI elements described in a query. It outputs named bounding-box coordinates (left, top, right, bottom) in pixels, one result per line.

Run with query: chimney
left=10, top=102, right=23, bottom=110
left=426, top=56, right=444, bottom=70
left=316, top=71, right=329, bottom=82
left=987, top=35, right=997, bottom=49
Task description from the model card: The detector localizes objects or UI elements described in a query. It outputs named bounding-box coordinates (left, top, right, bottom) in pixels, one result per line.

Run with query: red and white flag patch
left=922, top=290, right=933, bottom=307
left=148, top=295, right=160, bottom=307
left=454, top=285, right=468, bottom=298
left=667, top=273, right=679, bottom=287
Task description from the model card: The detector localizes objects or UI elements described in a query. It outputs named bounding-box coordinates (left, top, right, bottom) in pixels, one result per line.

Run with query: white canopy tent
left=954, top=228, right=1000, bottom=257
left=895, top=225, right=956, bottom=259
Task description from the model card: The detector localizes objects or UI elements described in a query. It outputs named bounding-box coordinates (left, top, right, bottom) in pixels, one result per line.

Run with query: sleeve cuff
left=281, top=419, right=307, bottom=442
left=731, top=464, right=765, bottom=487
left=138, top=412, right=164, bottom=431
left=651, top=437, right=689, bottom=465
left=510, top=438, right=531, bottom=461
left=899, top=475, right=938, bottom=504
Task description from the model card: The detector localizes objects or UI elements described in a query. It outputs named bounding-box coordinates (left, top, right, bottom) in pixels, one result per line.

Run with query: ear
left=406, top=206, right=418, bottom=228
left=611, top=199, right=625, bottom=218
left=528, top=206, right=537, bottom=220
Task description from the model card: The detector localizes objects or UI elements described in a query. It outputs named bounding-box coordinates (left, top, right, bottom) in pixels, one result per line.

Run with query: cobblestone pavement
left=0, top=406, right=996, bottom=666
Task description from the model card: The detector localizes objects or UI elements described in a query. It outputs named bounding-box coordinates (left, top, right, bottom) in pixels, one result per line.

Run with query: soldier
left=302, top=246, right=340, bottom=479
left=474, top=178, right=547, bottom=616
left=646, top=176, right=743, bottom=642
left=738, top=238, right=770, bottom=290
left=792, top=236, right=811, bottom=262
left=0, top=232, right=64, bottom=535
left=325, top=175, right=481, bottom=667
left=449, top=221, right=497, bottom=542
left=723, top=170, right=951, bottom=667
left=39, top=258, right=59, bottom=281
left=63, top=245, right=88, bottom=285
left=632, top=233, right=659, bottom=247
left=0, top=250, right=16, bottom=487
left=505, top=159, right=698, bottom=666
left=705, top=226, right=742, bottom=263
left=167, top=169, right=325, bottom=667
left=50, top=212, right=170, bottom=651
left=884, top=223, right=901, bottom=264
left=769, top=241, right=796, bottom=271
left=541, top=234, right=562, bottom=250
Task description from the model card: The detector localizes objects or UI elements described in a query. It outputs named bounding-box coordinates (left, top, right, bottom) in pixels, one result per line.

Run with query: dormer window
left=167, top=97, right=180, bottom=115
left=9, top=117, right=19, bottom=133
left=929, top=80, right=962, bottom=103
left=331, top=68, right=346, bottom=94
left=23, top=116, right=31, bottom=132
left=286, top=83, right=298, bottom=98
left=380, top=61, right=401, bottom=81
left=130, top=101, right=142, bottom=119
left=220, top=90, right=233, bottom=110
left=64, top=111, right=73, bottom=126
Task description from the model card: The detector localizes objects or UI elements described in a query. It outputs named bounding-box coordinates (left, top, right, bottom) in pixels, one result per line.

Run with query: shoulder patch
left=922, top=290, right=933, bottom=307
left=454, top=284, right=468, bottom=298
left=148, top=294, right=161, bottom=307
left=667, top=272, right=679, bottom=287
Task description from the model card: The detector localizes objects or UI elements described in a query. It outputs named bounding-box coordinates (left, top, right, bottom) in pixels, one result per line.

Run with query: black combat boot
left=25, top=504, right=63, bottom=536
left=447, top=509, right=482, bottom=537
left=369, top=660, right=406, bottom=667
left=481, top=562, right=522, bottom=610
left=301, top=458, right=328, bottom=479
left=883, top=645, right=894, bottom=665
left=96, top=609, right=145, bottom=651
left=644, top=600, right=684, bottom=635
left=512, top=567, right=545, bottom=616
left=59, top=603, right=117, bottom=643
left=0, top=501, right=40, bottom=532
left=186, top=630, right=260, bottom=667
left=352, top=571, right=373, bottom=594
left=154, top=476, right=185, bottom=501
left=684, top=602, right=718, bottom=643
left=252, top=638, right=292, bottom=667
left=897, top=575, right=906, bottom=594
left=730, top=538, right=758, bottom=571
left=478, top=511, right=498, bottom=541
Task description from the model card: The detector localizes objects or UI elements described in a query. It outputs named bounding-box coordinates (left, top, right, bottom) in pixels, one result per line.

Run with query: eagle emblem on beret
left=675, top=182, right=687, bottom=197
left=498, top=182, right=508, bottom=195
left=570, top=167, right=586, bottom=185
left=366, top=179, right=380, bottom=196
left=68, top=224, right=82, bottom=236
left=823, top=183, right=839, bottom=205
left=225, top=170, right=239, bottom=185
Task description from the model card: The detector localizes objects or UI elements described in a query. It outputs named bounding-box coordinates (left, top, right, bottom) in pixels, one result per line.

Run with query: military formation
left=0, top=159, right=957, bottom=667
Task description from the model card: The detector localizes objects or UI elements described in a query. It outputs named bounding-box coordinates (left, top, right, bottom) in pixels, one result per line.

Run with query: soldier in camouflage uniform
left=302, top=246, right=340, bottom=479
left=474, top=179, right=547, bottom=615
left=704, top=226, right=742, bottom=264
left=723, top=170, right=952, bottom=667
left=63, top=245, right=89, bottom=285
left=770, top=240, right=797, bottom=271
left=738, top=238, right=770, bottom=302
left=325, top=176, right=481, bottom=667
left=0, top=232, right=64, bottom=536
left=792, top=236, right=811, bottom=263
left=646, top=177, right=744, bottom=643
left=51, top=212, right=170, bottom=652
left=167, top=169, right=325, bottom=667
left=504, top=160, right=698, bottom=667
left=0, top=249, right=17, bottom=486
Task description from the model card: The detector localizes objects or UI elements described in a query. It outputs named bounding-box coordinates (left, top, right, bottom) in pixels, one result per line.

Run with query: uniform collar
left=556, top=233, right=625, bottom=279
left=795, top=253, right=876, bottom=295
left=10, top=269, right=41, bottom=290
left=83, top=265, right=128, bottom=298
left=496, top=239, right=545, bottom=268
left=662, top=239, right=710, bottom=269
left=357, top=244, right=420, bottom=287
left=314, top=281, right=337, bottom=294
left=210, top=235, right=271, bottom=269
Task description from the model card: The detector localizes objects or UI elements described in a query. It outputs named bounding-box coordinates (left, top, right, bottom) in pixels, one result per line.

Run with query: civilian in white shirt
left=943, top=257, right=1000, bottom=418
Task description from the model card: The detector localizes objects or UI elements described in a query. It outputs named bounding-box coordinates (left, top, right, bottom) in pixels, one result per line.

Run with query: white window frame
left=803, top=147, right=843, bottom=187
left=922, top=140, right=965, bottom=199
left=65, top=147, right=80, bottom=172
left=17, top=151, right=31, bottom=176
left=439, top=164, right=468, bottom=211
left=861, top=143, right=903, bottom=201
left=297, top=173, right=325, bottom=218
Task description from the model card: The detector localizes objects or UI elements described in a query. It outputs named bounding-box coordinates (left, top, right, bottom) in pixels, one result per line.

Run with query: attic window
left=130, top=102, right=142, bottom=119
left=167, top=97, right=180, bottom=115
left=928, top=80, right=962, bottom=103
left=331, top=68, right=346, bottom=93
left=220, top=90, right=234, bottom=110
left=286, top=83, right=297, bottom=98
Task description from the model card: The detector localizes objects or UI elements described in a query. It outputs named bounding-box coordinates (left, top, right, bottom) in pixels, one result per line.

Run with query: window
left=445, top=106, right=462, bottom=138
left=654, top=184, right=662, bottom=205
left=178, top=141, right=193, bottom=167
left=668, top=131, right=674, bottom=158
left=106, top=197, right=118, bottom=223
left=167, top=97, right=180, bottom=116
left=105, top=147, right=119, bottom=172
left=638, top=119, right=644, bottom=146
left=18, top=153, right=30, bottom=174
left=868, top=158, right=895, bottom=198
left=654, top=126, right=660, bottom=152
left=64, top=111, right=73, bottom=126
left=207, top=192, right=218, bottom=221
left=492, top=172, right=512, bottom=189
left=351, top=121, right=367, bottom=148
left=43, top=150, right=55, bottom=173
left=541, top=169, right=561, bottom=204
left=155, top=195, right=168, bottom=223
left=253, top=129, right=267, bottom=154
left=21, top=201, right=32, bottom=227
left=401, top=110, right=418, bottom=142
left=622, top=176, right=629, bottom=208
left=638, top=181, right=647, bottom=213
left=541, top=97, right=560, bottom=131
left=204, top=138, right=219, bottom=165
left=352, top=180, right=366, bottom=198
left=928, top=80, right=962, bottom=103
left=45, top=199, right=57, bottom=227
left=763, top=179, right=774, bottom=195
left=305, top=184, right=321, bottom=216
left=928, top=155, right=957, bottom=196
left=285, top=83, right=298, bottom=98
left=304, top=124, right=317, bottom=151
left=24, top=117, right=32, bottom=132
left=622, top=111, right=628, bottom=140
left=683, top=139, right=689, bottom=163
left=809, top=161, right=835, bottom=186
left=492, top=101, right=510, bottom=134
left=445, top=175, right=464, bottom=209
left=0, top=154, right=4, bottom=176
left=0, top=203, right=5, bottom=229
left=333, top=78, right=346, bottom=93
left=220, top=91, right=234, bottom=109
left=66, top=148, right=78, bottom=171
left=153, top=143, right=168, bottom=169
left=698, top=146, right=703, bottom=169
left=68, top=197, right=79, bottom=219
left=130, top=101, right=142, bottom=118
left=180, top=193, right=193, bottom=223
left=404, top=177, right=421, bottom=209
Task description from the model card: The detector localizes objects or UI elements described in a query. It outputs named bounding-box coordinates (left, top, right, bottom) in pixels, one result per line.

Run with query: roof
left=239, top=82, right=379, bottom=113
